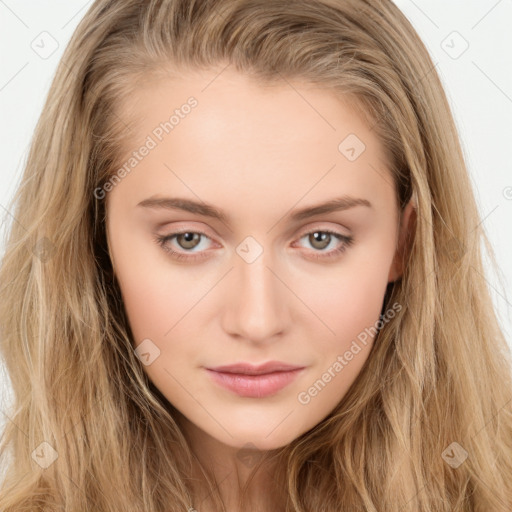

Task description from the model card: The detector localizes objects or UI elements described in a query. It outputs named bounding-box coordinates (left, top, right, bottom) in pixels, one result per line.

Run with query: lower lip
left=205, top=368, right=305, bottom=398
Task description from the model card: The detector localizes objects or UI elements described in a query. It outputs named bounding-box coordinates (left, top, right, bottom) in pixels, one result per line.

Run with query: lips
left=207, top=361, right=305, bottom=375
left=205, top=361, right=306, bottom=398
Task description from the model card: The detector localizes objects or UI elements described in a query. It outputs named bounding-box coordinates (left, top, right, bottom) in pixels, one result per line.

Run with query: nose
left=220, top=251, right=289, bottom=345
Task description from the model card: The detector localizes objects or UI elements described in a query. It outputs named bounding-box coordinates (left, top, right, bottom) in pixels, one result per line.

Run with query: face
left=105, top=66, right=412, bottom=451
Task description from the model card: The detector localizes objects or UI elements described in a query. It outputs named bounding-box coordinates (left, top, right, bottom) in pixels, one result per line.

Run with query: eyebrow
left=136, top=195, right=372, bottom=223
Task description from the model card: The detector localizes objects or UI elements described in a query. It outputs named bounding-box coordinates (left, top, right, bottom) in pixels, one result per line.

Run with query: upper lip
left=206, top=361, right=305, bottom=375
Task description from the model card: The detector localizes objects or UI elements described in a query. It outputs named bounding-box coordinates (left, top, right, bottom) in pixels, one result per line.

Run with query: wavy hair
left=1, top=0, right=511, bottom=510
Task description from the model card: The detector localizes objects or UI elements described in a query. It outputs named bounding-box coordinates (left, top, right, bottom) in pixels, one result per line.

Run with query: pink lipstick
left=205, top=361, right=305, bottom=398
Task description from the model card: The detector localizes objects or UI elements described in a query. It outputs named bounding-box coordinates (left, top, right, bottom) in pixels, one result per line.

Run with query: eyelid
left=157, top=221, right=351, bottom=244
left=295, top=222, right=352, bottom=239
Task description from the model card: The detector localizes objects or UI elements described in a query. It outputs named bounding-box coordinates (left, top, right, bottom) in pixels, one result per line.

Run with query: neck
left=175, top=412, right=288, bottom=512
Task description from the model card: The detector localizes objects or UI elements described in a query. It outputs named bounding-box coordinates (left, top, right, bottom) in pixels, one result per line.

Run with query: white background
left=1, top=1, right=511, bottom=410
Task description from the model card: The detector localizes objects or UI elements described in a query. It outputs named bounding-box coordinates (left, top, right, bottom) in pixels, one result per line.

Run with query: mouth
left=204, top=364, right=306, bottom=398
left=207, top=361, right=305, bottom=375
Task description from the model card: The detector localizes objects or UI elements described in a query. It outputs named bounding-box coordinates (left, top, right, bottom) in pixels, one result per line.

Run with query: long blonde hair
left=1, top=0, right=511, bottom=510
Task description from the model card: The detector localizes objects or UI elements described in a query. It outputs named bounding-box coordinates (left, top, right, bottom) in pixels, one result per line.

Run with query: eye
left=293, top=229, right=354, bottom=261
left=153, top=230, right=214, bottom=262
left=153, top=227, right=354, bottom=262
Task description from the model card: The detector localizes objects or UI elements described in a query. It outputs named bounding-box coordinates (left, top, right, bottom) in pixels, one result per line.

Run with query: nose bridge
left=222, top=243, right=288, bottom=343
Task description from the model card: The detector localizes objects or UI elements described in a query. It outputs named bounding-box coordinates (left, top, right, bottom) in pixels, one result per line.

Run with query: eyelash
left=153, top=228, right=354, bottom=262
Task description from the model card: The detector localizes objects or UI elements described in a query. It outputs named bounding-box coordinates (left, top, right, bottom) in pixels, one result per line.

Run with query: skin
left=105, top=65, right=415, bottom=511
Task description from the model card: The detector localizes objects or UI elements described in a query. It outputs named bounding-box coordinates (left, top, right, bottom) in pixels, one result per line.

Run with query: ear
left=387, top=198, right=416, bottom=283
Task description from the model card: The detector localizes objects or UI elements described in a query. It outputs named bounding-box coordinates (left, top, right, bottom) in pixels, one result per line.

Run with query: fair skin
left=105, top=66, right=414, bottom=511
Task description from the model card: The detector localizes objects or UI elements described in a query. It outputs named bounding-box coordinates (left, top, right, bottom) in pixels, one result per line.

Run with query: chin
left=211, top=424, right=304, bottom=452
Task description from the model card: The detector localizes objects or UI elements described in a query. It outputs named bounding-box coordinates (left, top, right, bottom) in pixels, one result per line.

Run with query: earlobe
left=388, top=198, right=416, bottom=283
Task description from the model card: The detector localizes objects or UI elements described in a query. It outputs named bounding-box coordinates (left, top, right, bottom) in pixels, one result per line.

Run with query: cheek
left=292, top=253, right=393, bottom=417
left=298, top=244, right=394, bottom=340
left=117, top=266, right=203, bottom=349
left=108, top=224, right=191, bottom=345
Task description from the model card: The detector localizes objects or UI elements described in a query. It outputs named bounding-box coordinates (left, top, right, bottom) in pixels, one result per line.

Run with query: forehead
left=117, top=66, right=384, bottom=157
left=108, top=67, right=395, bottom=220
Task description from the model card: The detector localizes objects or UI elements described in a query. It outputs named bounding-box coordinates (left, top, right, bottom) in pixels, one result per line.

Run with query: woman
left=0, top=0, right=511, bottom=510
